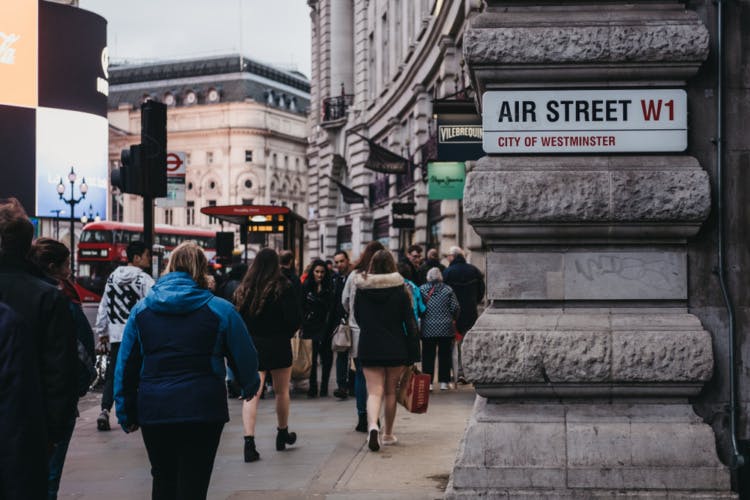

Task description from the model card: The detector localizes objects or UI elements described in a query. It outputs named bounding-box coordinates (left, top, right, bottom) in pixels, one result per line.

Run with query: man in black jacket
left=331, top=250, right=352, bottom=399
left=417, top=248, right=445, bottom=285
left=0, top=198, right=78, bottom=498
left=442, top=246, right=485, bottom=383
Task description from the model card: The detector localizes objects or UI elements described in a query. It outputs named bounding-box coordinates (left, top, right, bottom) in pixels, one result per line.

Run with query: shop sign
left=428, top=162, right=466, bottom=200
left=437, top=111, right=484, bottom=161
left=482, top=89, right=687, bottom=154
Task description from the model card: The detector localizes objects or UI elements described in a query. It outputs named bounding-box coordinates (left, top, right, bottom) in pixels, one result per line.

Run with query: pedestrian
left=419, top=268, right=460, bottom=391
left=0, top=198, right=78, bottom=500
left=342, top=241, right=385, bottom=432
left=403, top=244, right=424, bottom=285
left=332, top=250, right=352, bottom=400
left=233, top=248, right=302, bottom=462
left=354, top=249, right=419, bottom=451
left=397, top=261, right=426, bottom=324
left=28, top=238, right=97, bottom=499
left=279, top=250, right=303, bottom=309
left=93, top=240, right=154, bottom=431
left=0, top=300, right=47, bottom=500
left=417, top=248, right=445, bottom=286
left=114, top=241, right=260, bottom=499
left=442, top=246, right=485, bottom=383
left=301, top=259, right=335, bottom=398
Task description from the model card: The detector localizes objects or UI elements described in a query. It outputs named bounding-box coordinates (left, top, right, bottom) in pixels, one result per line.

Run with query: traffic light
left=112, top=144, right=144, bottom=195
left=141, top=100, right=167, bottom=198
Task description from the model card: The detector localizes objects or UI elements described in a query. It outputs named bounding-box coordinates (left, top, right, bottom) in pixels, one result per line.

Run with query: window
left=188, top=182, right=193, bottom=191
left=244, top=179, right=253, bottom=189
left=382, top=13, right=389, bottom=85
left=368, top=32, right=376, bottom=100
left=284, top=156, right=288, bottom=169
left=207, top=200, right=217, bottom=225
left=245, top=150, right=253, bottom=162
left=186, top=201, right=195, bottom=225
left=164, top=209, right=173, bottom=226
left=295, top=158, right=300, bottom=170
left=206, top=152, right=214, bottom=164
left=209, top=181, right=216, bottom=190
left=273, top=153, right=277, bottom=167
left=242, top=198, right=254, bottom=205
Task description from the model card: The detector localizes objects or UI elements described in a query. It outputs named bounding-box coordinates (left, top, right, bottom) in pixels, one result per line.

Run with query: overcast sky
left=78, top=0, right=312, bottom=78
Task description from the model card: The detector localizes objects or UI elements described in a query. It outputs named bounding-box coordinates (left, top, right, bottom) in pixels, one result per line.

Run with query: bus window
left=80, top=230, right=113, bottom=243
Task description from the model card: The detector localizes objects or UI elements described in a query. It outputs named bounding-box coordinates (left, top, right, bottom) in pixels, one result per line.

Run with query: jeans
left=354, top=358, right=366, bottom=416
left=422, top=337, right=453, bottom=384
left=309, top=338, right=333, bottom=393
left=141, top=422, right=224, bottom=500
left=47, top=421, right=75, bottom=499
left=335, top=350, right=349, bottom=390
left=101, top=341, right=120, bottom=411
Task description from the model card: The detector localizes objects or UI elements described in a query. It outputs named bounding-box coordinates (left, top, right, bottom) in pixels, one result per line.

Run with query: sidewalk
left=59, top=384, right=475, bottom=499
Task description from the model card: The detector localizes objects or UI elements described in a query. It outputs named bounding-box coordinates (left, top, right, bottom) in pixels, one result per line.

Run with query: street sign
left=392, top=202, right=416, bottom=215
left=392, top=216, right=415, bottom=229
left=156, top=151, right=186, bottom=208
left=482, top=89, right=687, bottom=154
left=428, top=162, right=465, bottom=200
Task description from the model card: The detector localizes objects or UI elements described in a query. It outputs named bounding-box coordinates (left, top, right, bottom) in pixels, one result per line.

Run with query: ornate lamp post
left=49, top=209, right=64, bottom=240
left=80, top=204, right=101, bottom=225
left=57, top=166, right=88, bottom=276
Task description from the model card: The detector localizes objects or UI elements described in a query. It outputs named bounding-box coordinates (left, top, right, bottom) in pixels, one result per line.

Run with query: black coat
left=0, top=300, right=47, bottom=500
left=281, top=266, right=303, bottom=314
left=240, top=282, right=302, bottom=339
left=301, top=279, right=334, bottom=341
left=442, top=255, right=486, bottom=335
left=0, top=256, right=78, bottom=444
left=354, top=272, right=419, bottom=365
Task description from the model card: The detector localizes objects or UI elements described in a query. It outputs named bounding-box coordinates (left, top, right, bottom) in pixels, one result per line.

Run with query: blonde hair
left=163, top=241, right=208, bottom=288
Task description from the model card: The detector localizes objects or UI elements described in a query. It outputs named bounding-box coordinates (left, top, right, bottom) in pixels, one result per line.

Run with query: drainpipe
left=715, top=0, right=745, bottom=469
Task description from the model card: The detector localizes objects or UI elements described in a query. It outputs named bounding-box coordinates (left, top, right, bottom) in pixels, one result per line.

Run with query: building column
left=446, top=2, right=734, bottom=498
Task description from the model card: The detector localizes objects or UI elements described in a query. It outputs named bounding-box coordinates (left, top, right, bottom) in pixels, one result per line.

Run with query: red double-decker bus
left=76, top=221, right=216, bottom=302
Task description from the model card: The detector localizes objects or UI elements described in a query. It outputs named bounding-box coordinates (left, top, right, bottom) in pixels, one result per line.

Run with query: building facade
left=306, top=0, right=484, bottom=262
left=107, top=54, right=310, bottom=250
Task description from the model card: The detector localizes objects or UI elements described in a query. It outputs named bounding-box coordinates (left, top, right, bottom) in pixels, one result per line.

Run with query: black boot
left=244, top=436, right=260, bottom=463
left=276, top=427, right=297, bottom=451
left=355, top=413, right=367, bottom=433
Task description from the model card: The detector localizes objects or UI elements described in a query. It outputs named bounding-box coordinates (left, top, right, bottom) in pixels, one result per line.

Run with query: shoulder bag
left=331, top=319, right=352, bottom=352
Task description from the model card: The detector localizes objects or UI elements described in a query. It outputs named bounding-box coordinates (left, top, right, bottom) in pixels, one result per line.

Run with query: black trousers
left=141, top=422, right=224, bottom=500
left=309, top=337, right=333, bottom=392
left=101, top=342, right=120, bottom=411
left=421, top=337, right=453, bottom=384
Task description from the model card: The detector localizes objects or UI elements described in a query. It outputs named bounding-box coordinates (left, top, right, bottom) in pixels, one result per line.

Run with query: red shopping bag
left=397, top=365, right=430, bottom=414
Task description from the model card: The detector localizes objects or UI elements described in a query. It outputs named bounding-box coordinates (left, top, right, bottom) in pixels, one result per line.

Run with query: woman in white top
left=342, top=241, right=385, bottom=433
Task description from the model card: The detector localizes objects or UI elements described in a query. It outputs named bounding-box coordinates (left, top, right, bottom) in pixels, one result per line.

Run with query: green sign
left=428, top=162, right=465, bottom=200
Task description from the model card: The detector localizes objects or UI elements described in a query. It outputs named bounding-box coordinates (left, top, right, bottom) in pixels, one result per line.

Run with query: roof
left=108, top=54, right=310, bottom=114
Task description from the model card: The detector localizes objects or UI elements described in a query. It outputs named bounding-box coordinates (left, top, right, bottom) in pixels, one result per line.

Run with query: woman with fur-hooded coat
left=354, top=250, right=419, bottom=452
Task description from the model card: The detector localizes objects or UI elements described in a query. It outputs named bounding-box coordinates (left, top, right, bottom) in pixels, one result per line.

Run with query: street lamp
left=49, top=209, right=64, bottom=240
left=80, top=204, right=101, bottom=224
left=57, top=166, right=88, bottom=276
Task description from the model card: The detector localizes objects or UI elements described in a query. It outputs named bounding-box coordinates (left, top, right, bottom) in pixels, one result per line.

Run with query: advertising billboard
left=0, top=1, right=108, bottom=219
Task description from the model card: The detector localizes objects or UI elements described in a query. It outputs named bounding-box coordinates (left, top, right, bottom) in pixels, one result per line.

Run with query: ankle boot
left=276, top=427, right=297, bottom=451
left=244, top=436, right=260, bottom=463
left=355, top=414, right=367, bottom=433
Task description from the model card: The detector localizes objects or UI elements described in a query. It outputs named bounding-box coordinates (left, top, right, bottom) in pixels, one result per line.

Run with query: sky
left=78, top=0, right=312, bottom=78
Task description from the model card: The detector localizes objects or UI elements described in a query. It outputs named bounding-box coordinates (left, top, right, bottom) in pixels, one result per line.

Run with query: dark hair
left=369, top=250, right=397, bottom=275
left=305, top=259, right=333, bottom=292
left=126, top=241, right=148, bottom=262
left=397, top=261, right=413, bottom=281
left=233, top=248, right=286, bottom=317
left=353, top=241, right=385, bottom=273
left=279, top=250, right=294, bottom=267
left=29, top=238, right=70, bottom=274
left=0, top=198, right=34, bottom=257
left=407, top=244, right=423, bottom=255
left=325, top=259, right=333, bottom=267
left=334, top=250, right=349, bottom=260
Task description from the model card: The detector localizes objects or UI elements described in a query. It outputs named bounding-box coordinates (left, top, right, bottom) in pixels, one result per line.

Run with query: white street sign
left=156, top=151, right=186, bottom=208
left=482, top=89, right=687, bottom=154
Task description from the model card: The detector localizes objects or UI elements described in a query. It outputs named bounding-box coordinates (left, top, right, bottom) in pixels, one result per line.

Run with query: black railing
left=396, top=161, right=416, bottom=194
left=368, top=175, right=390, bottom=206
left=322, top=94, right=353, bottom=122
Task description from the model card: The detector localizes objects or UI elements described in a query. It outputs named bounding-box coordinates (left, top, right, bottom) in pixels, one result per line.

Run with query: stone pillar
left=446, top=2, right=735, bottom=498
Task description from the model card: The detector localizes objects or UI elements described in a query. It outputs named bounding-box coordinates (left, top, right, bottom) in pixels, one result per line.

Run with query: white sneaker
left=440, top=382, right=449, bottom=391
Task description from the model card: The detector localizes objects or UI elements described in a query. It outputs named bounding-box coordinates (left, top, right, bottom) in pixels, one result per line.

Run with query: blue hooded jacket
left=114, top=272, right=260, bottom=428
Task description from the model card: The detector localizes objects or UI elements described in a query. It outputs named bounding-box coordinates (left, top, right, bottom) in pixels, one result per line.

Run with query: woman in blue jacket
left=115, top=242, right=260, bottom=499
